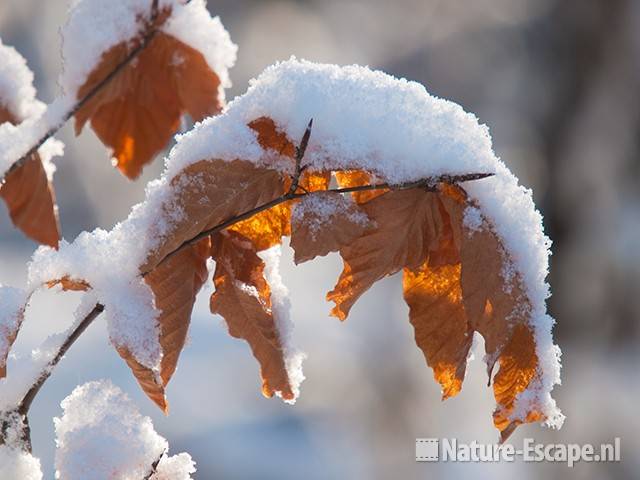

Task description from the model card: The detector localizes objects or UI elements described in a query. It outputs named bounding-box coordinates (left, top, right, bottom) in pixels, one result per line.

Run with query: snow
left=0, top=40, right=64, bottom=181
left=151, top=453, right=196, bottom=480
left=292, top=193, right=370, bottom=240
left=23, top=58, right=561, bottom=425
left=0, top=445, right=43, bottom=480
left=0, top=286, right=28, bottom=371
left=30, top=231, right=163, bottom=372
left=259, top=247, right=306, bottom=403
left=55, top=380, right=194, bottom=480
left=61, top=0, right=237, bottom=99
left=0, top=38, right=45, bottom=121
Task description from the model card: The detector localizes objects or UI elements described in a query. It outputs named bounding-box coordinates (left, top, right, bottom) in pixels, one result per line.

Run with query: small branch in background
left=288, top=118, right=313, bottom=195
left=0, top=1, right=162, bottom=185
left=17, top=304, right=105, bottom=416
left=142, top=451, right=165, bottom=480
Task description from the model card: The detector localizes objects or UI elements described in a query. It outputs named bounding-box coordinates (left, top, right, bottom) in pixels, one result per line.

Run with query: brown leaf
left=75, top=11, right=223, bottom=179
left=210, top=231, right=294, bottom=400
left=45, top=276, right=92, bottom=292
left=0, top=105, right=60, bottom=247
left=403, top=262, right=471, bottom=400
left=248, top=116, right=296, bottom=158
left=327, top=188, right=451, bottom=320
left=399, top=184, right=543, bottom=440
left=143, top=159, right=288, bottom=272
left=290, top=193, right=371, bottom=264
left=120, top=237, right=211, bottom=411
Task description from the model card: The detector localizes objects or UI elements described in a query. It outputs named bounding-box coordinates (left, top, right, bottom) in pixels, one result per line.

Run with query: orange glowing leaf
left=327, top=188, right=450, bottom=320
left=75, top=8, right=223, bottom=179
left=403, top=262, right=471, bottom=400
left=335, top=170, right=387, bottom=204
left=0, top=105, right=60, bottom=247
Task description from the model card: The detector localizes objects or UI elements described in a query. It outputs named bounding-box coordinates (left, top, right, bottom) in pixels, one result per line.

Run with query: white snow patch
left=463, top=205, right=483, bottom=233
left=259, top=246, right=305, bottom=403
left=0, top=446, right=42, bottom=480
left=54, top=380, right=176, bottom=480
left=0, top=40, right=65, bottom=181
left=151, top=453, right=196, bottom=480
left=60, top=0, right=236, bottom=98
left=0, top=38, right=45, bottom=121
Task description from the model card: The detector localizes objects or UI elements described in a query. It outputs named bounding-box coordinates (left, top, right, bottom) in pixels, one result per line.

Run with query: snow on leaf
left=143, top=159, right=287, bottom=272
left=121, top=238, right=210, bottom=411
left=210, top=231, right=295, bottom=401
left=290, top=192, right=371, bottom=264
left=0, top=82, right=59, bottom=247
left=70, top=1, right=233, bottom=179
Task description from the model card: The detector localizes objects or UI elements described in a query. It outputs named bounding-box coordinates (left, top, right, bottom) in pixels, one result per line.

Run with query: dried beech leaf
left=328, top=189, right=451, bottom=320
left=75, top=17, right=223, bottom=179
left=0, top=106, right=60, bottom=247
left=210, top=231, right=294, bottom=400
left=143, top=159, right=287, bottom=272
left=403, top=262, right=471, bottom=400
left=122, top=237, right=211, bottom=411
left=290, top=193, right=371, bottom=264
left=399, top=184, right=542, bottom=440
left=116, top=345, right=168, bottom=413
left=335, top=170, right=387, bottom=204
left=45, top=276, right=92, bottom=292
left=248, top=116, right=296, bottom=158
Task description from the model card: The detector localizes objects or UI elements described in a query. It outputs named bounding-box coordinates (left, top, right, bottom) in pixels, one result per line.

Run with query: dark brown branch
left=0, top=1, right=161, bottom=184
left=18, top=304, right=105, bottom=416
left=143, top=451, right=165, bottom=480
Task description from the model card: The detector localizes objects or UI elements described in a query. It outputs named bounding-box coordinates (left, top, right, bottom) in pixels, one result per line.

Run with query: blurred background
left=1, top=0, right=639, bottom=478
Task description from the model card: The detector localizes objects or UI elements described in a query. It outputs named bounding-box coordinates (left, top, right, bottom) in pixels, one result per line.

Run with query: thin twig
left=0, top=0, right=161, bottom=184
left=142, top=451, right=165, bottom=480
left=18, top=304, right=105, bottom=416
